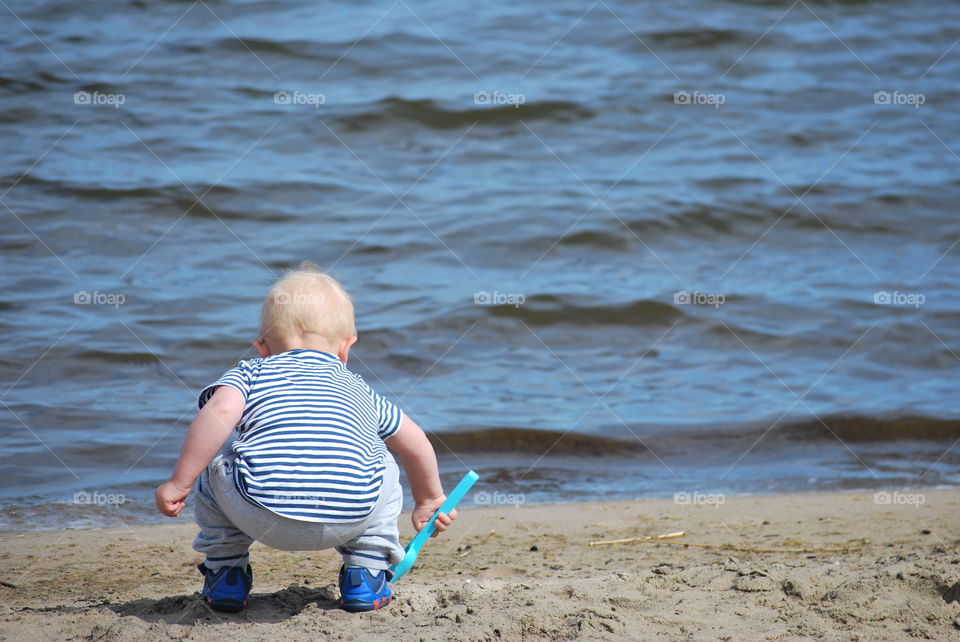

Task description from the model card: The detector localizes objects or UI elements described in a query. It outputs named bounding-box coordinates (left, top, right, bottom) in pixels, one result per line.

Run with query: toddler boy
left=155, top=263, right=455, bottom=612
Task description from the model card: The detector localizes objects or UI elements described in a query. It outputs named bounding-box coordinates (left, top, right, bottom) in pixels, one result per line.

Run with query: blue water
left=1, top=0, right=958, bottom=529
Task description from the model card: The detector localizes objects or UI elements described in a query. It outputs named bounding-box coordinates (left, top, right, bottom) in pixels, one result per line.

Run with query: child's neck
left=268, top=334, right=337, bottom=356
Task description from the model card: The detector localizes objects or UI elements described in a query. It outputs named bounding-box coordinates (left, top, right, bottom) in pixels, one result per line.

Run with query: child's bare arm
left=154, top=386, right=244, bottom=517
left=385, top=414, right=456, bottom=535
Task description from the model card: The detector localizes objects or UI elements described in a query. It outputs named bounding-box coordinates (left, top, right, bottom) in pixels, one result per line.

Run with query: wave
left=601, top=196, right=937, bottom=240
left=214, top=37, right=325, bottom=60
left=428, top=427, right=647, bottom=455
left=557, top=228, right=633, bottom=250
left=482, top=294, right=680, bottom=327
left=73, top=350, right=164, bottom=367
left=333, top=97, right=592, bottom=131
left=7, top=174, right=242, bottom=200
left=0, top=75, right=46, bottom=93
left=4, top=176, right=352, bottom=221
left=644, top=28, right=762, bottom=49
left=786, top=415, right=960, bottom=442
left=0, top=70, right=75, bottom=92
left=429, top=415, right=960, bottom=455
left=211, top=32, right=445, bottom=61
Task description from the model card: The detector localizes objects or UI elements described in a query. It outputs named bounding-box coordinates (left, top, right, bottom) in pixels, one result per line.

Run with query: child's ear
left=337, top=336, right=358, bottom=363
left=253, top=338, right=271, bottom=358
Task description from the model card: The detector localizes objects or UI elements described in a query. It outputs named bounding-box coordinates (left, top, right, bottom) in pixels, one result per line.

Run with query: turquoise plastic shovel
left=390, top=470, right=479, bottom=582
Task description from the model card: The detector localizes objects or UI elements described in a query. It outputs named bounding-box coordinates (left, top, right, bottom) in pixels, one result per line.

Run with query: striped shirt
left=198, top=349, right=403, bottom=522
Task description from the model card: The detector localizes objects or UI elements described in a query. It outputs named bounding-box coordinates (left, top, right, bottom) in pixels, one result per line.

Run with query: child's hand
left=155, top=480, right=191, bottom=517
left=412, top=495, right=457, bottom=537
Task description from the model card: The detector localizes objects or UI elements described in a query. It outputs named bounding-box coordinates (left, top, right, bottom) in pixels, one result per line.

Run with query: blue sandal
left=338, top=566, right=393, bottom=612
left=198, top=563, right=253, bottom=613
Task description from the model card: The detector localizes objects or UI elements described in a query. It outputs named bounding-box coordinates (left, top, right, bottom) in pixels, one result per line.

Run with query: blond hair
left=259, top=262, right=356, bottom=341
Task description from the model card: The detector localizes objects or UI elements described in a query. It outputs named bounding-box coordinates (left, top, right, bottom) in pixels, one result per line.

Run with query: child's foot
left=197, top=563, right=253, bottom=613
left=337, top=566, right=393, bottom=612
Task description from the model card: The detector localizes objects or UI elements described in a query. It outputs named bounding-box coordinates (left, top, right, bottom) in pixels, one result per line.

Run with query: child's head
left=255, top=262, right=357, bottom=359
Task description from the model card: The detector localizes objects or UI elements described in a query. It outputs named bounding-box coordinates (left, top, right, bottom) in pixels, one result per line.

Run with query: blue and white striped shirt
left=198, top=349, right=403, bottom=522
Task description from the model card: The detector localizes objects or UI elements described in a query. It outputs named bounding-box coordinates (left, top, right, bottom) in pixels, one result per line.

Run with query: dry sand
left=1, top=489, right=959, bottom=641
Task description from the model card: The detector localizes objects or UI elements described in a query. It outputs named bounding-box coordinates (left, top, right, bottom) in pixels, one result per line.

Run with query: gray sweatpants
left=192, top=448, right=405, bottom=572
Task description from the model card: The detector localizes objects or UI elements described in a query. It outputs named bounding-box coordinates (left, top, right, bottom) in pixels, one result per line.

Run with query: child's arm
left=385, top=414, right=456, bottom=536
left=154, top=386, right=245, bottom=517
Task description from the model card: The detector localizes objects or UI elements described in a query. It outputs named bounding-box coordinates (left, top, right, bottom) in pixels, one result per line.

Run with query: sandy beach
left=1, top=488, right=958, bottom=641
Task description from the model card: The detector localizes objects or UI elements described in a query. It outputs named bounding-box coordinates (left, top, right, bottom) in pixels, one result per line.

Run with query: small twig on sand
left=589, top=531, right=686, bottom=546
left=0, top=580, right=17, bottom=588
left=588, top=531, right=863, bottom=554
left=657, top=541, right=864, bottom=554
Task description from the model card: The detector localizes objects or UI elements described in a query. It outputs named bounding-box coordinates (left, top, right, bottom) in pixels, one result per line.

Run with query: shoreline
left=6, top=481, right=959, bottom=535
left=2, top=488, right=959, bottom=640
